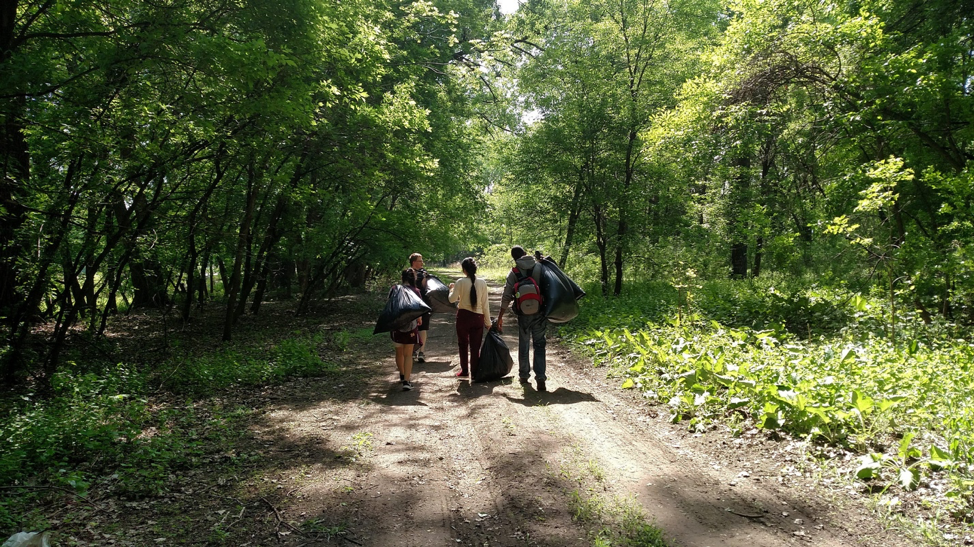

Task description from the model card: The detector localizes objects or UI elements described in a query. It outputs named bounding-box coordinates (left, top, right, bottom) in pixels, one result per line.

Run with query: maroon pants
left=455, top=309, right=485, bottom=374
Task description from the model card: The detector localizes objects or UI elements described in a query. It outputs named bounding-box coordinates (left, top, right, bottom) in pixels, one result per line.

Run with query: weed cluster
left=0, top=330, right=351, bottom=532
left=561, top=280, right=974, bottom=533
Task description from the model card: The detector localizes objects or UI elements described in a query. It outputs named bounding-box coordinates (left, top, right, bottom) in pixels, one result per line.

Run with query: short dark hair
left=511, top=246, right=526, bottom=259
left=401, top=268, right=416, bottom=286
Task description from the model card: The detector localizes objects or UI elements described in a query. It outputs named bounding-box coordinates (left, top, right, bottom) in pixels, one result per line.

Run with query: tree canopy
left=2, top=0, right=972, bottom=383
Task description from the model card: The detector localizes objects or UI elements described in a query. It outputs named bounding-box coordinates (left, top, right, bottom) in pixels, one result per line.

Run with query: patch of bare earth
left=214, top=277, right=920, bottom=547
left=48, top=276, right=927, bottom=546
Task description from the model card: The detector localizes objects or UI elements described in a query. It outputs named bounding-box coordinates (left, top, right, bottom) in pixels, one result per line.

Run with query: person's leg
left=395, top=344, right=406, bottom=380
left=517, top=315, right=531, bottom=380
left=456, top=311, right=470, bottom=374
left=403, top=343, right=414, bottom=381
left=418, top=313, right=430, bottom=361
left=531, top=317, right=548, bottom=382
left=469, top=317, right=485, bottom=374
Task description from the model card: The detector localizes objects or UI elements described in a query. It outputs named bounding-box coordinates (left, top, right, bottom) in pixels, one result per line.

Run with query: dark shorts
left=391, top=329, right=418, bottom=345
left=418, top=312, right=432, bottom=331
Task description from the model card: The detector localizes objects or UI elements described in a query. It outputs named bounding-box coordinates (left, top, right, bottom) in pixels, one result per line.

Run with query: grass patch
left=555, top=444, right=669, bottom=546
left=162, top=332, right=342, bottom=395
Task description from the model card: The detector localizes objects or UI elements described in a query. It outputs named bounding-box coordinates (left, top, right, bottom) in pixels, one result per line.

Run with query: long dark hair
left=401, top=268, right=416, bottom=287
left=461, top=257, right=478, bottom=305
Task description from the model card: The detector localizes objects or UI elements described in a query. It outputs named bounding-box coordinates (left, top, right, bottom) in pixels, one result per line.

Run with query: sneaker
left=536, top=380, right=547, bottom=392
left=417, top=352, right=425, bottom=363
left=519, top=377, right=530, bottom=384
left=402, top=381, right=413, bottom=391
left=456, top=370, right=469, bottom=378
left=412, top=352, right=418, bottom=361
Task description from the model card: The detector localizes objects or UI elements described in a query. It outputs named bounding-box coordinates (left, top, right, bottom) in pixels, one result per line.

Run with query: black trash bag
left=373, top=285, right=432, bottom=334
left=474, top=329, right=514, bottom=382
left=540, top=257, right=586, bottom=301
left=424, top=275, right=457, bottom=314
left=534, top=259, right=582, bottom=324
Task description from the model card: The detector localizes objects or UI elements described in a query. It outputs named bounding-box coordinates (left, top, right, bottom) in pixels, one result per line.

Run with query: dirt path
left=243, top=273, right=919, bottom=546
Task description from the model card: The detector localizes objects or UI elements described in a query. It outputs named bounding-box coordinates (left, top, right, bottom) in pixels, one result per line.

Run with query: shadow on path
left=503, top=386, right=598, bottom=406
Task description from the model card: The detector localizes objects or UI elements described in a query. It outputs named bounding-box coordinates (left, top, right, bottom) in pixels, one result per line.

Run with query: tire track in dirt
left=542, top=334, right=917, bottom=547
left=248, top=274, right=918, bottom=546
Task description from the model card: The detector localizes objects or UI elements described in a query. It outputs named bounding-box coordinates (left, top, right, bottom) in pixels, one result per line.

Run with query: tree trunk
left=594, top=204, right=610, bottom=296
left=730, top=156, right=751, bottom=279
left=2, top=157, right=83, bottom=384
left=223, top=169, right=258, bottom=341
left=244, top=193, right=289, bottom=315
left=0, top=95, right=31, bottom=331
left=559, top=167, right=585, bottom=268
left=182, top=164, right=226, bottom=322
left=752, top=237, right=763, bottom=278
left=731, top=244, right=748, bottom=279
left=131, top=259, right=169, bottom=308
left=0, top=0, right=31, bottom=327
left=199, top=250, right=211, bottom=305
left=217, top=257, right=228, bottom=296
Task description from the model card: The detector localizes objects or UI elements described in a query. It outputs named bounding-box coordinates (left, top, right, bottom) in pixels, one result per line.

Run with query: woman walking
left=448, top=257, right=491, bottom=378
left=391, top=268, right=422, bottom=390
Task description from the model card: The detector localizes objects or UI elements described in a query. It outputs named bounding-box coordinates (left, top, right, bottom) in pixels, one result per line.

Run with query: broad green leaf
left=855, top=454, right=883, bottom=480
left=897, top=432, right=915, bottom=461
left=928, top=446, right=953, bottom=471
left=899, top=468, right=920, bottom=491
left=852, top=391, right=874, bottom=414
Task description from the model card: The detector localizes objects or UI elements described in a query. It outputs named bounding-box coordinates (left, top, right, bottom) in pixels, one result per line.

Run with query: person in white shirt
left=448, top=257, right=491, bottom=378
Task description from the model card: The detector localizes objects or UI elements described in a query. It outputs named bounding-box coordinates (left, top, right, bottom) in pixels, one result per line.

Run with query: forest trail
left=233, top=269, right=920, bottom=547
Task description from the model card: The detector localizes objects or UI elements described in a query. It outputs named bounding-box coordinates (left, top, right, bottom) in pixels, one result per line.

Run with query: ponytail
left=461, top=257, right=478, bottom=306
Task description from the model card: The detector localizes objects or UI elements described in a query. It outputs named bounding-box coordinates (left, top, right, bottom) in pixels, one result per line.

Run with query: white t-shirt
left=448, top=276, right=491, bottom=327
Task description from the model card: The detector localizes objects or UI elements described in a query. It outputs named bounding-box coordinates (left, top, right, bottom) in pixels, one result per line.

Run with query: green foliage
left=695, top=279, right=850, bottom=335
left=0, top=365, right=146, bottom=489
left=0, top=328, right=354, bottom=523
left=0, top=0, right=502, bottom=379
left=565, top=281, right=974, bottom=520
left=164, top=333, right=339, bottom=395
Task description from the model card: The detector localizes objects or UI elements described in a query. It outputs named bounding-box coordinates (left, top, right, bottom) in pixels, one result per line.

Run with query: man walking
left=495, top=246, right=548, bottom=392
left=409, top=253, right=431, bottom=363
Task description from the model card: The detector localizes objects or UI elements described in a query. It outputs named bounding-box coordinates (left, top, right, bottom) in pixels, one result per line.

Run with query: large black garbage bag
left=373, top=285, right=432, bottom=334
left=425, top=275, right=457, bottom=314
left=540, top=257, right=586, bottom=301
left=535, top=258, right=584, bottom=324
left=474, top=329, right=514, bottom=382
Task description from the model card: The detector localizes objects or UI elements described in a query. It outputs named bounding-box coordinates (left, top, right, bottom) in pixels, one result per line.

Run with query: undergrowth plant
left=163, top=333, right=341, bottom=395
left=0, top=329, right=353, bottom=532
left=561, top=278, right=974, bottom=526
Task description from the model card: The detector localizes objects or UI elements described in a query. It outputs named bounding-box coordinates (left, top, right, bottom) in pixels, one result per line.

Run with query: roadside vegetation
left=0, top=295, right=381, bottom=536
left=557, top=277, right=974, bottom=543
left=3, top=0, right=972, bottom=545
